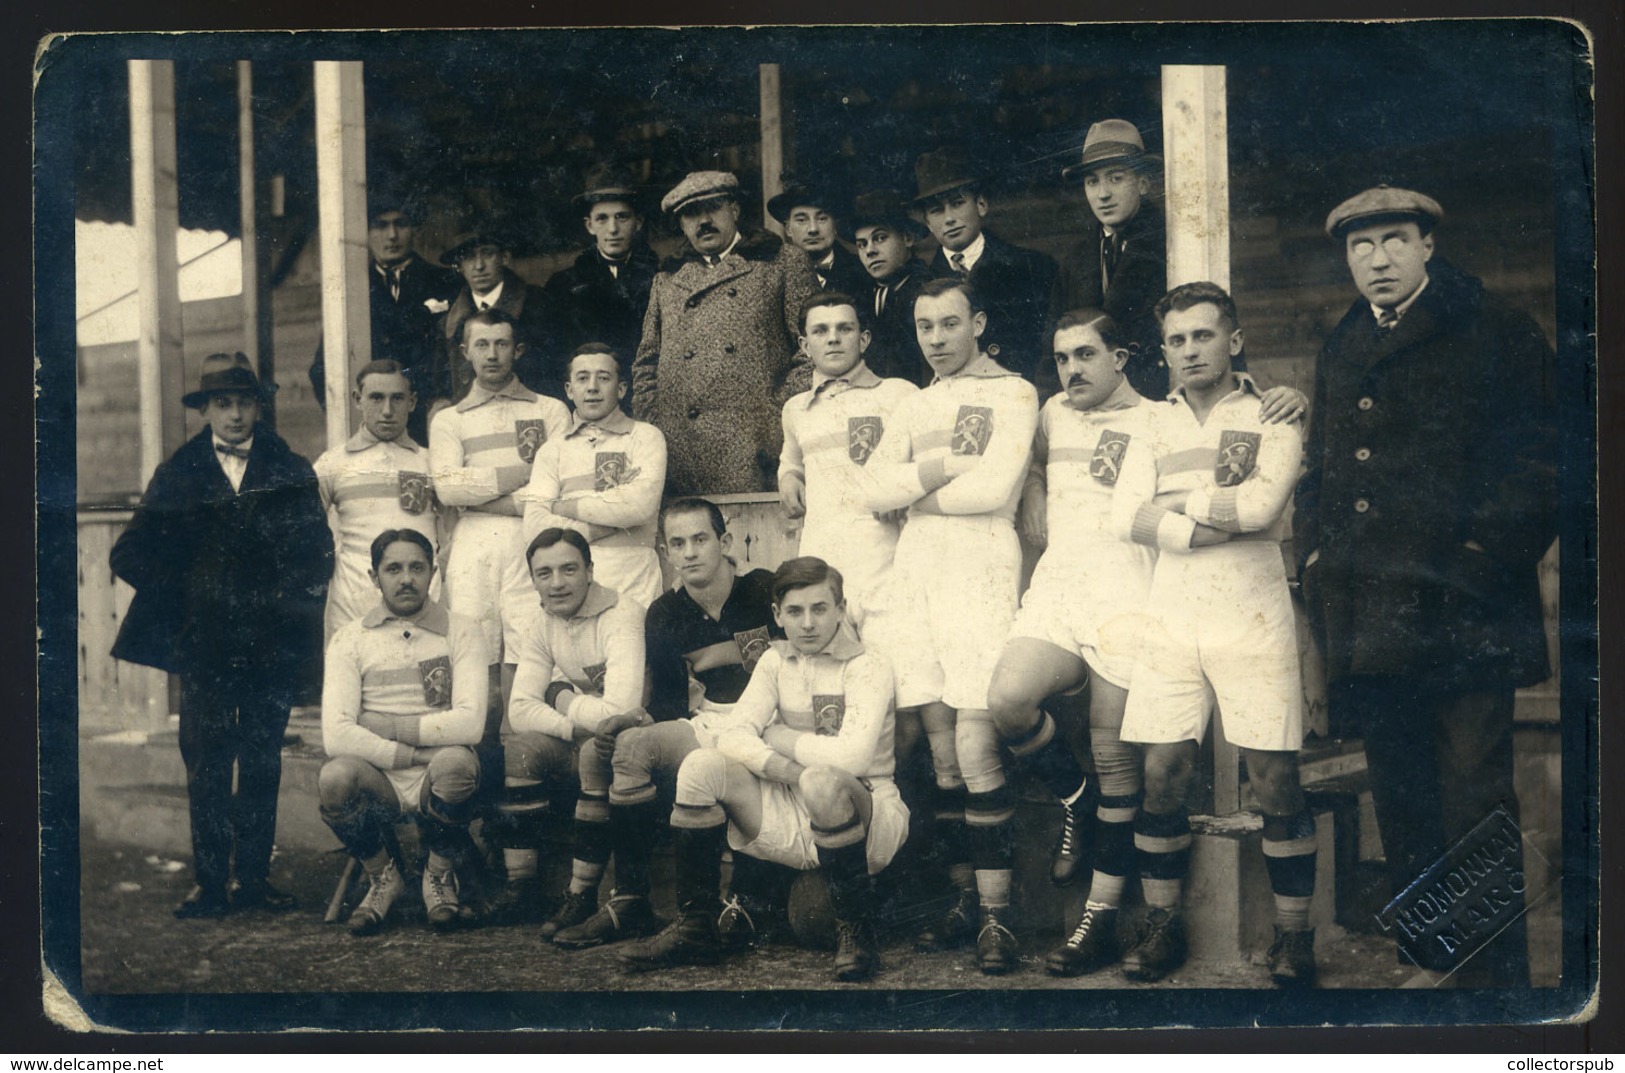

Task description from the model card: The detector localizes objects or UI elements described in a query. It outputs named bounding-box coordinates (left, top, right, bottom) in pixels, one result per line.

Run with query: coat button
left=686, top=297, right=700, bottom=309
left=687, top=406, right=701, bottom=419
left=727, top=288, right=738, bottom=297
left=724, top=344, right=736, bottom=354
left=683, top=350, right=694, bottom=360
left=1353, top=498, right=1370, bottom=513
left=1357, top=396, right=1374, bottom=411
left=1355, top=447, right=1371, bottom=461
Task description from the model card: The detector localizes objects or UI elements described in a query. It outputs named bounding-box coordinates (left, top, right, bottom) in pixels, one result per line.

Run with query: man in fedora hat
left=632, top=170, right=818, bottom=494
left=110, top=353, right=333, bottom=919
left=539, top=164, right=660, bottom=402
left=767, top=176, right=871, bottom=297
left=1296, top=186, right=1556, bottom=985
left=441, top=221, right=556, bottom=405
left=849, top=190, right=931, bottom=386
left=307, top=185, right=462, bottom=447
left=1051, top=119, right=1171, bottom=401
left=911, top=147, right=1057, bottom=385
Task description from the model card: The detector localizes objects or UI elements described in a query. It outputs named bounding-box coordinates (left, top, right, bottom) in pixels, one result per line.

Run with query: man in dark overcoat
left=632, top=170, right=818, bottom=495
left=308, top=186, right=462, bottom=446
left=767, top=175, right=872, bottom=297
left=538, top=164, right=659, bottom=403
left=848, top=189, right=931, bottom=386
left=441, top=222, right=557, bottom=404
left=111, top=353, right=334, bottom=918
left=1049, top=120, right=1170, bottom=401
left=1295, top=186, right=1557, bottom=984
left=911, top=148, right=1058, bottom=386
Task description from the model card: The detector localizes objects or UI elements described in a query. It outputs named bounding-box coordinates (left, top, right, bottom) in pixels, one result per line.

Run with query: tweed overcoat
left=926, top=229, right=1058, bottom=384
left=632, top=229, right=818, bottom=494
left=1050, top=202, right=1170, bottom=401
left=110, top=425, right=334, bottom=704
left=1294, top=257, right=1558, bottom=691
left=539, top=242, right=659, bottom=391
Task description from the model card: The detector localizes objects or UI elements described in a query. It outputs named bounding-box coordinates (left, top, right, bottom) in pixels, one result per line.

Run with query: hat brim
left=573, top=187, right=642, bottom=209
left=908, top=177, right=982, bottom=208
left=1061, top=151, right=1161, bottom=183
left=665, top=191, right=740, bottom=217
left=1327, top=209, right=1438, bottom=240
left=438, top=235, right=510, bottom=266
left=182, top=382, right=278, bottom=410
left=767, top=191, right=843, bottom=223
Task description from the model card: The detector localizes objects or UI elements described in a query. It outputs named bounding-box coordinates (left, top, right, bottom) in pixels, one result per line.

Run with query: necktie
left=477, top=299, right=491, bottom=311
left=1102, top=233, right=1123, bottom=284
left=1377, top=308, right=1399, bottom=331
left=950, top=252, right=968, bottom=278
left=389, top=267, right=403, bottom=302
left=216, top=443, right=250, bottom=460
left=876, top=286, right=888, bottom=317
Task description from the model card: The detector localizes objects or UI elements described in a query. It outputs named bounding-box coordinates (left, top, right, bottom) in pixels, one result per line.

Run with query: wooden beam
left=314, top=60, right=371, bottom=449
left=759, top=64, right=784, bottom=235
left=237, top=61, right=275, bottom=426
left=1161, top=65, right=1231, bottom=292
left=128, top=60, right=186, bottom=488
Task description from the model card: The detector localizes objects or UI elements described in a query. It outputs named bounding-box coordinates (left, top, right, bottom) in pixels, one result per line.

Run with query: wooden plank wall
left=77, top=511, right=171, bottom=732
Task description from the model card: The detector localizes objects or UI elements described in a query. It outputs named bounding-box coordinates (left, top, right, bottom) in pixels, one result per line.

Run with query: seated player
left=550, top=497, right=785, bottom=949
left=1110, top=281, right=1319, bottom=987
left=318, top=529, right=489, bottom=935
left=516, top=344, right=667, bottom=613
left=493, top=528, right=648, bottom=935
left=778, top=292, right=920, bottom=628
left=620, top=557, right=906, bottom=983
left=814, top=277, right=1036, bottom=974
left=314, top=360, right=441, bottom=643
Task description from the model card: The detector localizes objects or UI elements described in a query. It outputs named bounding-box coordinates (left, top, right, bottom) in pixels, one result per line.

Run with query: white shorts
left=1119, top=552, right=1304, bottom=752
left=729, top=776, right=910, bottom=875
left=1007, top=555, right=1150, bottom=690
left=443, top=512, right=529, bottom=663
left=864, top=515, right=1021, bottom=711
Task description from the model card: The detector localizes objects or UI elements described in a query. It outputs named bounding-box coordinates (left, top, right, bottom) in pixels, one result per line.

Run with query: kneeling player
left=319, top=529, right=489, bottom=935
left=1110, top=282, right=1318, bottom=987
left=621, top=557, right=907, bottom=982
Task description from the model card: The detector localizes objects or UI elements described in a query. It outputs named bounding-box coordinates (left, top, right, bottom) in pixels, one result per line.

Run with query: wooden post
left=314, top=60, right=371, bottom=449
left=1161, top=65, right=1230, bottom=292
left=128, top=60, right=186, bottom=488
left=1162, top=64, right=1241, bottom=814
left=759, top=64, right=784, bottom=235
left=237, top=61, right=276, bottom=426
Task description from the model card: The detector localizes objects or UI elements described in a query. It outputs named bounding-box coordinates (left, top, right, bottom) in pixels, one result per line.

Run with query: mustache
left=1067, top=374, right=1088, bottom=387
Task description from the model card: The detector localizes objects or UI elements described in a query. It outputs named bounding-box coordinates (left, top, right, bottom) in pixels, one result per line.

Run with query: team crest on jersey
left=1215, top=430, right=1262, bottom=487
left=398, top=471, right=430, bottom=514
left=1089, top=430, right=1131, bottom=486
left=515, top=420, right=548, bottom=464
left=594, top=451, right=639, bottom=490
left=733, top=626, right=772, bottom=674
left=848, top=416, right=884, bottom=465
left=582, top=661, right=609, bottom=696
left=951, top=405, right=994, bottom=456
left=812, top=694, right=846, bottom=736
left=418, top=656, right=452, bottom=710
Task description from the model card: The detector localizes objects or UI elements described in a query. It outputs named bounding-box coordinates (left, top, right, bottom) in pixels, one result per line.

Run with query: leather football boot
left=833, top=919, right=880, bottom=982
left=1120, top=907, right=1188, bottom=982
left=620, top=910, right=724, bottom=971
left=1267, top=926, right=1317, bottom=987
left=539, top=888, right=597, bottom=940
left=913, top=888, right=979, bottom=952
left=1045, top=905, right=1120, bottom=977
left=553, top=891, right=661, bottom=949
left=1049, top=798, right=1089, bottom=887
left=975, top=906, right=1020, bottom=975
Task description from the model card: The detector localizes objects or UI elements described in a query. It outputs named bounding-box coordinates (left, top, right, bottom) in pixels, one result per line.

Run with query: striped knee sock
left=1134, top=808, right=1191, bottom=911
left=1087, top=791, right=1141, bottom=909
left=1262, top=809, right=1317, bottom=932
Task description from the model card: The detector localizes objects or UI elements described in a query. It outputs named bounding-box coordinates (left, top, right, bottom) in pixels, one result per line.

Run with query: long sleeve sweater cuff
left=918, top=457, right=950, bottom=493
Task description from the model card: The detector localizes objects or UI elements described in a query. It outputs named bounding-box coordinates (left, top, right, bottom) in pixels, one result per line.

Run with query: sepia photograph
left=32, top=17, right=1599, bottom=1035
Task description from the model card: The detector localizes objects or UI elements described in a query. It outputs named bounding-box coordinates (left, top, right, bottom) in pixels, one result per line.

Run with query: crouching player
left=621, top=557, right=907, bottom=982
left=319, top=529, right=489, bottom=935
left=494, top=528, right=648, bottom=936
left=1110, top=282, right=1318, bottom=986
left=548, top=497, right=784, bottom=949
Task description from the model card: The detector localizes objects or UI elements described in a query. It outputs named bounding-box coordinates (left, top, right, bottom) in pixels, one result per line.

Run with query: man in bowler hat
left=768, top=175, right=871, bottom=297
left=1296, top=186, right=1557, bottom=985
left=307, top=185, right=462, bottom=447
left=441, top=221, right=557, bottom=404
left=110, top=353, right=333, bottom=918
left=911, top=147, right=1057, bottom=385
left=539, top=164, right=660, bottom=401
left=1051, top=120, right=1171, bottom=400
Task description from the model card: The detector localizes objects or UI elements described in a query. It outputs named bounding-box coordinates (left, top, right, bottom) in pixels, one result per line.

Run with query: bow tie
left=216, top=443, right=250, bottom=460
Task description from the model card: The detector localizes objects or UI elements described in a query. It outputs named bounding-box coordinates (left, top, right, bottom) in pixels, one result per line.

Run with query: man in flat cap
left=849, top=190, right=931, bottom=386
left=1296, top=186, right=1557, bottom=985
left=308, top=187, right=462, bottom=447
left=441, top=222, right=557, bottom=405
left=911, top=148, right=1058, bottom=385
left=1050, top=120, right=1170, bottom=401
left=111, top=353, right=333, bottom=918
left=632, top=170, right=819, bottom=494
left=539, top=165, right=660, bottom=401
left=768, top=176, right=871, bottom=297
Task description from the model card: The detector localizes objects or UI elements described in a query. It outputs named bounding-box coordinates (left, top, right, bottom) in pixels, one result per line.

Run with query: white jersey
left=314, top=430, right=441, bottom=642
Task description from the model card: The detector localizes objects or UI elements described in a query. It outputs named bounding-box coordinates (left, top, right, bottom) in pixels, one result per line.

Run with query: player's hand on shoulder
left=1257, top=385, right=1308, bottom=425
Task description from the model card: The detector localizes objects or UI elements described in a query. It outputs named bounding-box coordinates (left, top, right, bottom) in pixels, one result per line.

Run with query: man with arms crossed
left=320, top=529, right=488, bottom=935
left=1110, top=281, right=1319, bottom=987
left=621, top=557, right=905, bottom=983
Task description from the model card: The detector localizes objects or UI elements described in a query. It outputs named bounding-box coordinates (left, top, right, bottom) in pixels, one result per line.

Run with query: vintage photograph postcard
left=33, top=18, right=1599, bottom=1034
